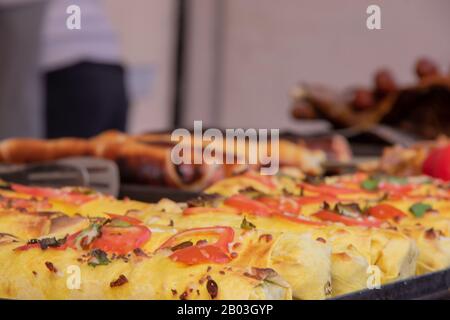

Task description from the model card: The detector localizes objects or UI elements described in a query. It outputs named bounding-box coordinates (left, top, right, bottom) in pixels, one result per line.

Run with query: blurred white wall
left=104, top=0, right=176, bottom=133
left=184, top=0, right=450, bottom=130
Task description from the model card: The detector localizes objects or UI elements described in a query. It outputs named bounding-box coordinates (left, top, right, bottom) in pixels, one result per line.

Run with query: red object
left=422, top=144, right=450, bottom=181
left=313, top=210, right=382, bottom=227
left=91, top=225, right=151, bottom=255
left=273, top=212, right=326, bottom=226
left=224, top=193, right=328, bottom=225
left=11, top=184, right=95, bottom=205
left=255, top=196, right=326, bottom=226
left=16, top=216, right=151, bottom=254
left=300, top=183, right=358, bottom=197
left=366, top=204, right=407, bottom=220
left=257, top=196, right=300, bottom=215
left=157, top=227, right=234, bottom=265
left=378, top=182, right=414, bottom=195
left=224, top=194, right=274, bottom=217
left=295, top=195, right=337, bottom=205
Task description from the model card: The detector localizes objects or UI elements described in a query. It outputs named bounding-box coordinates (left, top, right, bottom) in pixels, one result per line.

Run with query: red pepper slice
left=378, top=183, right=414, bottom=195
left=11, top=184, right=95, bottom=205
left=295, top=195, right=337, bottom=206
left=157, top=227, right=234, bottom=265
left=224, top=194, right=274, bottom=217
left=300, top=183, right=359, bottom=197
left=16, top=217, right=150, bottom=255
left=273, top=212, right=326, bottom=226
left=423, top=144, right=450, bottom=181
left=313, top=210, right=382, bottom=227
left=237, top=195, right=326, bottom=226
left=366, top=204, right=407, bottom=220
left=91, top=225, right=151, bottom=255
left=257, top=196, right=300, bottom=215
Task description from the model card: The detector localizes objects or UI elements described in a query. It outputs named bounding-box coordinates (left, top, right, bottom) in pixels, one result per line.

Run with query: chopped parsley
left=88, top=249, right=110, bottom=267
left=74, top=223, right=103, bottom=250
left=361, top=178, right=379, bottom=191
left=28, top=236, right=67, bottom=250
left=409, top=203, right=433, bottom=218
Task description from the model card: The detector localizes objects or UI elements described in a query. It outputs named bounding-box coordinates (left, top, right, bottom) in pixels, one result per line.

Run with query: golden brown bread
left=0, top=138, right=91, bottom=164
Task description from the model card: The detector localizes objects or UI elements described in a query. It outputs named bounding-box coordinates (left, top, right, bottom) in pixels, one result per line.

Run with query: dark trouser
left=45, top=61, right=129, bottom=138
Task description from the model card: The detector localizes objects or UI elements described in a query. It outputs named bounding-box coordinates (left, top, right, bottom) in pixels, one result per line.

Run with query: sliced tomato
left=422, top=146, right=440, bottom=178
left=11, top=184, right=94, bottom=205
left=91, top=225, right=151, bottom=255
left=157, top=226, right=234, bottom=265
left=273, top=212, right=326, bottom=226
left=295, top=195, right=337, bottom=205
left=300, top=183, right=359, bottom=197
left=423, top=144, right=450, bottom=181
left=183, top=207, right=240, bottom=216
left=252, top=196, right=325, bottom=226
left=313, top=210, right=382, bottom=227
left=224, top=194, right=274, bottom=217
left=378, top=183, right=414, bottom=195
left=107, top=213, right=143, bottom=225
left=170, top=244, right=231, bottom=265
left=366, top=204, right=407, bottom=220
left=257, top=196, right=300, bottom=215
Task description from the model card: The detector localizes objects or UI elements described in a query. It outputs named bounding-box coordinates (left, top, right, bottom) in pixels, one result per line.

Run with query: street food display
left=2, top=165, right=450, bottom=300
left=0, top=130, right=334, bottom=191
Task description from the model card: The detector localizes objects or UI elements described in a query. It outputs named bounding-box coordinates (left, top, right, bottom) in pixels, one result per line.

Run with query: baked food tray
left=334, top=267, right=450, bottom=300
left=119, top=184, right=450, bottom=300
left=1, top=268, right=448, bottom=300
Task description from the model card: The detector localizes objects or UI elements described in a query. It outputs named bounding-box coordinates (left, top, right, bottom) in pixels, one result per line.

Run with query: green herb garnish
left=361, top=178, right=379, bottom=191
left=74, top=223, right=102, bottom=250
left=88, top=249, right=110, bottom=267
left=409, top=203, right=433, bottom=217
left=28, top=236, right=67, bottom=250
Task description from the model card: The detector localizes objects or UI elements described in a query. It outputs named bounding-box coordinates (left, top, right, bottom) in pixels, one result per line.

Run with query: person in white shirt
left=0, top=0, right=128, bottom=139
left=42, top=0, right=128, bottom=138
left=0, top=0, right=46, bottom=139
